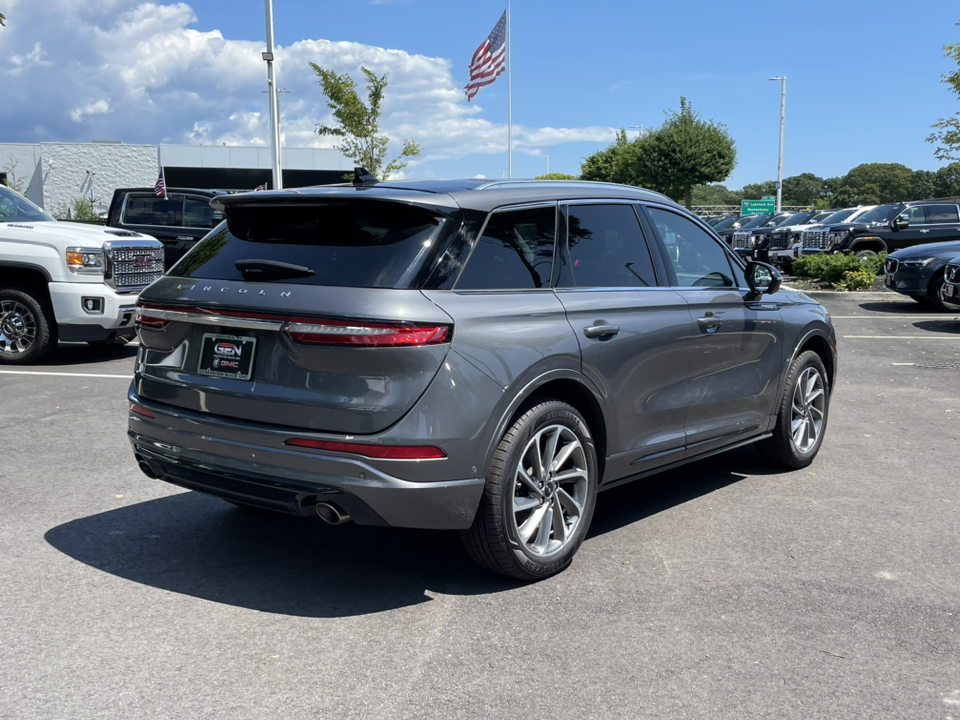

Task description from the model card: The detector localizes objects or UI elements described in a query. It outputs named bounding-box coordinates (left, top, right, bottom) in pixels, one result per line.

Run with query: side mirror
left=892, top=213, right=908, bottom=231
left=746, top=261, right=782, bottom=296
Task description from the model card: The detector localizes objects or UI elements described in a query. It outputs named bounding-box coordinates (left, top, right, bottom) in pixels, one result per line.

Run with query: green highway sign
left=741, top=199, right=775, bottom=215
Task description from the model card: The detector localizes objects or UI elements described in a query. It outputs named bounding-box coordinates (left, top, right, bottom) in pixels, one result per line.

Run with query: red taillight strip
left=285, top=438, right=446, bottom=460
left=286, top=320, right=449, bottom=347
left=134, top=303, right=450, bottom=346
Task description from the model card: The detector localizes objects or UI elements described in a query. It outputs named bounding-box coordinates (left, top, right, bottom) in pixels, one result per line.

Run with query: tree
left=309, top=64, right=421, bottom=180
left=690, top=183, right=740, bottom=206
left=782, top=173, right=826, bottom=207
left=630, top=98, right=736, bottom=208
left=927, top=17, right=960, bottom=161
left=935, top=162, right=960, bottom=197
left=911, top=169, right=937, bottom=200
left=740, top=180, right=776, bottom=200
left=579, top=129, right=633, bottom=183
left=0, top=13, right=6, bottom=27
left=833, top=163, right=913, bottom=206
left=535, top=173, right=578, bottom=180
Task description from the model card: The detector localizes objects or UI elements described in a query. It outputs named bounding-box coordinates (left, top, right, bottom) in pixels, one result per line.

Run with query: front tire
left=757, top=350, right=830, bottom=469
left=927, top=273, right=960, bottom=313
left=0, top=288, right=56, bottom=365
left=462, top=400, right=598, bottom=581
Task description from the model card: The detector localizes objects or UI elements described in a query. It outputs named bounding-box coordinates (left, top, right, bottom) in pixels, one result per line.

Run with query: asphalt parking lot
left=2, top=291, right=958, bottom=720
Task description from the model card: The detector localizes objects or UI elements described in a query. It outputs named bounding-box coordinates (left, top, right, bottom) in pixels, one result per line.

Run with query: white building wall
left=0, top=142, right=350, bottom=215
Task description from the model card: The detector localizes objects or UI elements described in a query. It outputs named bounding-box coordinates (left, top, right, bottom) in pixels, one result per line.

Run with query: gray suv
left=128, top=177, right=837, bottom=580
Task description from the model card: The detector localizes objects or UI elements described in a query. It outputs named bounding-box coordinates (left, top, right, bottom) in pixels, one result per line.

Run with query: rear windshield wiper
left=235, top=259, right=315, bottom=281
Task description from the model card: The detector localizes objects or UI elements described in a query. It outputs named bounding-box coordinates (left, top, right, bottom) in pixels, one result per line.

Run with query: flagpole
left=507, top=0, right=513, bottom=178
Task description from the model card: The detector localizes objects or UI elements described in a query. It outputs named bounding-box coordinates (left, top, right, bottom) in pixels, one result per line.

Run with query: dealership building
left=0, top=141, right=351, bottom=215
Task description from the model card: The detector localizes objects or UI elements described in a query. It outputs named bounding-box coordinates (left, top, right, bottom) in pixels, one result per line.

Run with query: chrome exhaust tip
left=315, top=502, right=351, bottom=525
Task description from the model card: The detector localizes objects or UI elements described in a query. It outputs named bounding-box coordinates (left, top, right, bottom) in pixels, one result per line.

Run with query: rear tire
left=0, top=288, right=56, bottom=365
left=756, top=350, right=830, bottom=469
left=461, top=400, right=598, bottom=581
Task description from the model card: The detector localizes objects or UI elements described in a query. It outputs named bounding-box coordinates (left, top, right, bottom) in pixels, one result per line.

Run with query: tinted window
left=0, top=185, right=53, bottom=222
left=647, top=207, right=738, bottom=288
left=925, top=204, right=960, bottom=224
left=819, top=209, right=855, bottom=224
left=903, top=206, right=926, bottom=224
left=183, top=196, right=217, bottom=228
left=563, top=204, right=656, bottom=287
left=456, top=206, right=556, bottom=290
left=124, top=195, right=183, bottom=226
left=171, top=200, right=448, bottom=289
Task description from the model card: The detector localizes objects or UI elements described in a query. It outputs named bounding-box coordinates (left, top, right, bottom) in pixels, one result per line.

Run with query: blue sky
left=1, top=0, right=958, bottom=188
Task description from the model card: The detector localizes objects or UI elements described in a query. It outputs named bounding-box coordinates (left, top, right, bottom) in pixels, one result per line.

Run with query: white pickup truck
left=0, top=184, right=163, bottom=364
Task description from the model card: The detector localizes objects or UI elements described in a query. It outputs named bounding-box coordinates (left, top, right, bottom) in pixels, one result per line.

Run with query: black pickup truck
left=107, top=187, right=227, bottom=269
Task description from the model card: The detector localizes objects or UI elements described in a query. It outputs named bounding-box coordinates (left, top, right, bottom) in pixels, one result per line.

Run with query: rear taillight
left=129, top=402, right=156, bottom=419
left=285, top=438, right=446, bottom=460
left=135, top=306, right=169, bottom=329
left=284, top=319, right=450, bottom=347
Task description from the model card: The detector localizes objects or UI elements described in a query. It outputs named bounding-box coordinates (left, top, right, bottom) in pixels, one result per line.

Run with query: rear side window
left=183, top=196, right=217, bottom=228
left=925, top=204, right=960, bottom=224
left=124, top=195, right=183, bottom=226
left=562, top=203, right=656, bottom=287
left=170, top=200, right=449, bottom=288
left=455, top=205, right=556, bottom=290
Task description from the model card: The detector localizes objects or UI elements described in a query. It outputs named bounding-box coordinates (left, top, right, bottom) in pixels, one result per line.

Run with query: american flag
left=465, top=11, right=506, bottom=102
left=254, top=184, right=266, bottom=192
left=154, top=171, right=165, bottom=197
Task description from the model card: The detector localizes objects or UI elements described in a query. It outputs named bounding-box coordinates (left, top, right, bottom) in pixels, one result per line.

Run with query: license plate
left=198, top=333, right=257, bottom=380
left=946, top=284, right=956, bottom=298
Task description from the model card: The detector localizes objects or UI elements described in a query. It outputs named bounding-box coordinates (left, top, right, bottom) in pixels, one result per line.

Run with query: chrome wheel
left=0, top=298, right=37, bottom=357
left=511, top=423, right=589, bottom=558
left=791, top=367, right=826, bottom=454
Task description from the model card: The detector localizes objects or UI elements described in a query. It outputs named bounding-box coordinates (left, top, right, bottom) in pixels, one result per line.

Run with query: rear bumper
left=127, top=396, right=485, bottom=530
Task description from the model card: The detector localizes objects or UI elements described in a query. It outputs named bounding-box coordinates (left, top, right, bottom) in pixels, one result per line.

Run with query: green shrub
left=792, top=252, right=887, bottom=284
left=834, top=268, right=875, bottom=291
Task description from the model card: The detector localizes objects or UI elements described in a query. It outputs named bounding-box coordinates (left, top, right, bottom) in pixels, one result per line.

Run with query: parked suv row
left=128, top=177, right=837, bottom=581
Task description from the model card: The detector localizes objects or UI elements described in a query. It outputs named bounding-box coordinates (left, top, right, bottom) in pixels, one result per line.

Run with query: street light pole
left=769, top=76, right=786, bottom=213
left=263, top=0, right=283, bottom=190
left=540, top=155, right=549, bottom=175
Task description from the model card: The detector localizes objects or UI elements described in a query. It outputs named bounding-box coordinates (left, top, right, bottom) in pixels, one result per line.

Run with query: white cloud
left=0, top=0, right=612, bottom=172
left=70, top=100, right=111, bottom=123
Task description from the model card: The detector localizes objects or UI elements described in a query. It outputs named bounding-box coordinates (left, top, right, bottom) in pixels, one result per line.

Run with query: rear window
left=169, top=200, right=450, bottom=288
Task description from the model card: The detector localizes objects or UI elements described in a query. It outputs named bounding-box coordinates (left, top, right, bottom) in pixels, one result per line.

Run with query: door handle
left=583, top=324, right=620, bottom=339
left=176, top=235, right=193, bottom=240
left=698, top=313, right=723, bottom=330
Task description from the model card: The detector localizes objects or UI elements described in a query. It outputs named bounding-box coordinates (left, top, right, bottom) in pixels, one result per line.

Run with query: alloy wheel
left=0, top=299, right=37, bottom=357
left=791, top=367, right=826, bottom=454
left=511, top=424, right=589, bottom=557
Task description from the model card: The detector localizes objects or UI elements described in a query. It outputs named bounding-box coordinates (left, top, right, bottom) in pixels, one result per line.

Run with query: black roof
left=217, top=178, right=677, bottom=214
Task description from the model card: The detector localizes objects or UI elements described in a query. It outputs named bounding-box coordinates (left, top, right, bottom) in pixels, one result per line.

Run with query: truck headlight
left=66, top=247, right=105, bottom=275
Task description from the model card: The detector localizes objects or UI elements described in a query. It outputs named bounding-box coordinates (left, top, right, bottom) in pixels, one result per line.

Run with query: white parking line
left=843, top=335, right=960, bottom=340
left=0, top=370, right=131, bottom=379
left=832, top=315, right=960, bottom=320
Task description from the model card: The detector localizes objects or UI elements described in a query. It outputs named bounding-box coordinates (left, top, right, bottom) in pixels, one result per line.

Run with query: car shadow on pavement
left=913, top=319, right=960, bottom=334
left=42, top=342, right=138, bottom=367
left=857, top=300, right=932, bottom=314
left=45, top=446, right=768, bottom=617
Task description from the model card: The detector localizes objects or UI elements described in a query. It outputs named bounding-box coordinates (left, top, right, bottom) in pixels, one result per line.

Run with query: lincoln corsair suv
left=128, top=176, right=837, bottom=580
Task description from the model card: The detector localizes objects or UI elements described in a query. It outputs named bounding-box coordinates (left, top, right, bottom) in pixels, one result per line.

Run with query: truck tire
left=0, top=288, right=57, bottom=364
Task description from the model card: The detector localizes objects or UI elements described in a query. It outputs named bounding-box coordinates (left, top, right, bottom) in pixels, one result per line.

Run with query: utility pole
left=769, top=76, right=786, bottom=213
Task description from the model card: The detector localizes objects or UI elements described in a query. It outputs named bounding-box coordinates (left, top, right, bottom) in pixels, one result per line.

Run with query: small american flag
left=254, top=184, right=266, bottom=192
left=465, top=11, right=506, bottom=102
left=154, top=171, right=165, bottom=197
